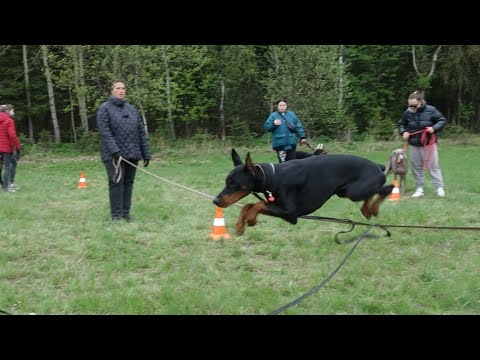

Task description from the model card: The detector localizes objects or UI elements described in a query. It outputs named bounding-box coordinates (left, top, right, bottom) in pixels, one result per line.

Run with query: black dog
left=213, top=149, right=394, bottom=235
left=295, top=143, right=328, bottom=159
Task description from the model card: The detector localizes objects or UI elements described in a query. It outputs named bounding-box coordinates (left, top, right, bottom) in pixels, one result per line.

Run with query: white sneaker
left=437, top=187, right=445, bottom=197
left=8, top=183, right=17, bottom=192
left=412, top=188, right=424, bottom=197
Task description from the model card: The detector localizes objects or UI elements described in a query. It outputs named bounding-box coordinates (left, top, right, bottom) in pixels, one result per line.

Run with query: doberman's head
left=213, top=149, right=257, bottom=208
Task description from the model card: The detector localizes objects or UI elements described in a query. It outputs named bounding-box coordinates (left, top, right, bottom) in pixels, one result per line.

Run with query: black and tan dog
left=213, top=149, right=394, bottom=235
left=384, top=148, right=407, bottom=195
left=295, top=143, right=328, bottom=159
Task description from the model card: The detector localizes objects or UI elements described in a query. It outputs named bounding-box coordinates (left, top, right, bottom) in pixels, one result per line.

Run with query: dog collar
left=254, top=164, right=276, bottom=202
left=269, top=163, right=275, bottom=176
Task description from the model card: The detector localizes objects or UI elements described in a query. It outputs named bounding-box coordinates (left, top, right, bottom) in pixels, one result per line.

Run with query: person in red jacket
left=0, top=104, right=22, bottom=192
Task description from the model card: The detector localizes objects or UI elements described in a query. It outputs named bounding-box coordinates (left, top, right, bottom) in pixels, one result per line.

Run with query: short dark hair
left=108, top=80, right=125, bottom=93
left=276, top=98, right=288, bottom=105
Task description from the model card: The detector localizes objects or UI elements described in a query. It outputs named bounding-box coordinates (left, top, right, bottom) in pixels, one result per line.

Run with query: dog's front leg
left=245, top=200, right=298, bottom=226
left=236, top=203, right=254, bottom=236
left=244, top=201, right=269, bottom=227
left=259, top=203, right=299, bottom=224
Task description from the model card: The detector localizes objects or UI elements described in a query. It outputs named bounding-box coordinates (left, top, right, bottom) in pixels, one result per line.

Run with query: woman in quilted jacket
left=97, top=80, right=152, bottom=222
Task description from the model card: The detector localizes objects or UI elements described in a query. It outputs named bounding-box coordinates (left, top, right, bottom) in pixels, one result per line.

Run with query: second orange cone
left=77, top=172, right=88, bottom=189
left=209, top=206, right=231, bottom=240
left=388, top=180, right=400, bottom=201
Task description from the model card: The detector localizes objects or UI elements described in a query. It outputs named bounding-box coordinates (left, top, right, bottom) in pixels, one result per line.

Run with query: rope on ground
left=300, top=214, right=480, bottom=233
left=269, top=224, right=378, bottom=315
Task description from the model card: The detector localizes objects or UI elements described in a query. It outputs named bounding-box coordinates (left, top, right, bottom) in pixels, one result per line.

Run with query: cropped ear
left=231, top=148, right=243, bottom=166
left=245, top=152, right=255, bottom=174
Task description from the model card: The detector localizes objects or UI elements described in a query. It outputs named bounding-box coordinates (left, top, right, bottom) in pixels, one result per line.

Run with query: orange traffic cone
left=209, top=206, right=231, bottom=240
left=77, top=172, right=88, bottom=189
left=388, top=180, right=400, bottom=201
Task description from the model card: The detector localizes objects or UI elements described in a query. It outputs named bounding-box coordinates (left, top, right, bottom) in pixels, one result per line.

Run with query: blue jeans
left=10, top=153, right=17, bottom=183
left=1, top=153, right=14, bottom=191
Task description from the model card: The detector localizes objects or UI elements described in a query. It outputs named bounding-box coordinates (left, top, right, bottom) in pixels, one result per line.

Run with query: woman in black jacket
left=398, top=91, right=446, bottom=198
left=97, top=80, right=152, bottom=221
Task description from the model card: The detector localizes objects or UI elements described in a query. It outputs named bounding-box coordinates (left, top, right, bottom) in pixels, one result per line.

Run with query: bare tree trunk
left=70, top=46, right=81, bottom=134
left=270, top=45, right=280, bottom=113
left=133, top=50, right=148, bottom=136
left=69, top=87, right=77, bottom=142
left=456, top=82, right=462, bottom=127
left=161, top=46, right=175, bottom=140
left=428, top=46, right=442, bottom=78
left=338, top=45, right=345, bottom=109
left=41, top=45, right=61, bottom=144
left=77, top=46, right=88, bottom=132
left=113, top=45, right=122, bottom=77
left=22, top=45, right=34, bottom=143
left=412, top=45, right=442, bottom=96
left=219, top=78, right=226, bottom=141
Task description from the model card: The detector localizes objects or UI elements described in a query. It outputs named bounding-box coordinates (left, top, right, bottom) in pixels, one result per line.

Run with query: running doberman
left=213, top=149, right=393, bottom=235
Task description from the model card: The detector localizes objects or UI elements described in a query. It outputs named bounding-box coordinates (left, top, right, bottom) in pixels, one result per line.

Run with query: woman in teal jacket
left=264, top=99, right=306, bottom=162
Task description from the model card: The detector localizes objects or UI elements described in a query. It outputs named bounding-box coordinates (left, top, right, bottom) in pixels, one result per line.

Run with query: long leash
left=269, top=224, right=378, bottom=315
left=119, top=157, right=480, bottom=316
left=403, top=129, right=436, bottom=170
left=299, top=214, right=480, bottom=245
left=119, top=158, right=247, bottom=207
left=116, top=160, right=480, bottom=234
left=269, top=215, right=480, bottom=314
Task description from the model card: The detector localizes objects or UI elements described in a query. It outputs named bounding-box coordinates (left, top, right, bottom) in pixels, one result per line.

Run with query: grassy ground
left=1, top=138, right=479, bottom=314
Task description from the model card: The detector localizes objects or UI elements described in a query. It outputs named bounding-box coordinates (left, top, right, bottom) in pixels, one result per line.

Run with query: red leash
left=404, top=129, right=436, bottom=170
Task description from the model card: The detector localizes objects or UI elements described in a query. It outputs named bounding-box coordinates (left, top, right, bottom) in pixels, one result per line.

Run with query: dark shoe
left=122, top=215, right=131, bottom=222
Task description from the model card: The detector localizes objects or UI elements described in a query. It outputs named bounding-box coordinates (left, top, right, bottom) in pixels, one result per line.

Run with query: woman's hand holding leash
left=113, top=151, right=122, bottom=162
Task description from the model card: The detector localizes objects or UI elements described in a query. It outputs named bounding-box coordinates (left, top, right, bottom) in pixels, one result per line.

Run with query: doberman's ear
left=231, top=148, right=243, bottom=166
left=245, top=152, right=255, bottom=174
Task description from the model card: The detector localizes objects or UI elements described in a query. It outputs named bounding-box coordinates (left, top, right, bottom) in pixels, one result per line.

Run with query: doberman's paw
left=361, top=207, right=372, bottom=220
left=370, top=204, right=380, bottom=217
left=236, top=225, right=245, bottom=236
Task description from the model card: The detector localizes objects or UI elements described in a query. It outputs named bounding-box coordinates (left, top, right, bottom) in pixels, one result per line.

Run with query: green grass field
left=1, top=138, right=479, bottom=314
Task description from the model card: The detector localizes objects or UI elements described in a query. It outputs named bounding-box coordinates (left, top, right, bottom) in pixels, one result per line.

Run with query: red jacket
left=0, top=112, right=21, bottom=153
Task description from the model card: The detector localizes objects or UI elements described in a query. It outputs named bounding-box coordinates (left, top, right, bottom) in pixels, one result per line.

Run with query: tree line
left=0, top=45, right=478, bottom=145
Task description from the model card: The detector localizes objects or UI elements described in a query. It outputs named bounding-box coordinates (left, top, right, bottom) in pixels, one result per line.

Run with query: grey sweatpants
left=409, top=144, right=444, bottom=189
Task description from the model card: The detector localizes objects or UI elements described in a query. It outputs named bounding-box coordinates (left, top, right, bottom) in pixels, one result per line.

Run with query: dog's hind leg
left=370, top=184, right=395, bottom=217
left=360, top=197, right=373, bottom=219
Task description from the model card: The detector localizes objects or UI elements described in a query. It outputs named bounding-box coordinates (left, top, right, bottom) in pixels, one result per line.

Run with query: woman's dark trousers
left=103, top=159, right=138, bottom=221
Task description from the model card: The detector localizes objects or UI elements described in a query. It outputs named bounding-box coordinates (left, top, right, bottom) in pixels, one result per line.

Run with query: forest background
left=0, top=45, right=477, bottom=148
